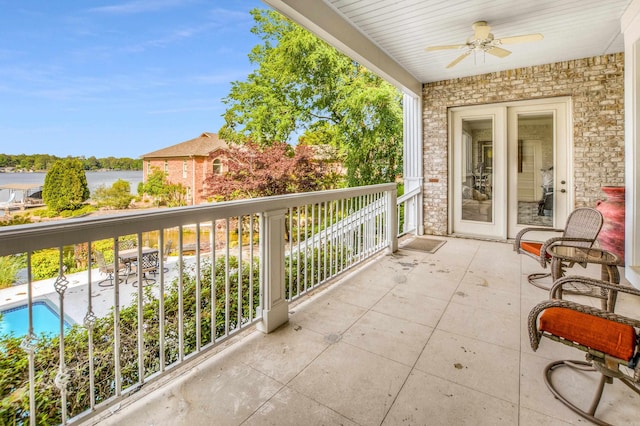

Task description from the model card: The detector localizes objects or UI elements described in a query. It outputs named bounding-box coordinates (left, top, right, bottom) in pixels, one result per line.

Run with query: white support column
left=623, top=0, right=640, bottom=288
left=257, top=209, right=289, bottom=333
left=403, top=92, right=424, bottom=235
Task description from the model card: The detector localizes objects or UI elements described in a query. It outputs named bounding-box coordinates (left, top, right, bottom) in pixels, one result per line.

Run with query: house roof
left=141, top=132, right=228, bottom=159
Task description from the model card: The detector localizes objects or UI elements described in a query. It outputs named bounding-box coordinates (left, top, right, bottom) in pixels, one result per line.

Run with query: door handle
left=560, top=189, right=566, bottom=193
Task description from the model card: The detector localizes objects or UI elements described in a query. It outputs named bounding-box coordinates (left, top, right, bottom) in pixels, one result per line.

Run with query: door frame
left=507, top=99, right=573, bottom=238
left=448, top=97, right=573, bottom=239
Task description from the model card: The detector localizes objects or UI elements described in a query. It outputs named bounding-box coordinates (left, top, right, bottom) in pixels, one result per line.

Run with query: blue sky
left=0, top=0, right=265, bottom=158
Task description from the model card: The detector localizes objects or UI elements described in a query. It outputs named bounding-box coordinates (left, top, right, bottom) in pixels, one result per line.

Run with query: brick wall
left=421, top=53, right=624, bottom=235
left=144, top=157, right=212, bottom=205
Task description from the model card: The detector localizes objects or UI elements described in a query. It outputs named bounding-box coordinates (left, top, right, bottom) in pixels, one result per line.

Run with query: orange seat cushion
left=539, top=307, right=637, bottom=361
left=520, top=242, right=551, bottom=259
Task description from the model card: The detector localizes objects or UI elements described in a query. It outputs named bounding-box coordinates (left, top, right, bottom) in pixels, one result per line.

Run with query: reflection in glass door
left=452, top=106, right=505, bottom=239
left=507, top=100, right=568, bottom=238
left=461, top=118, right=493, bottom=223
left=514, top=113, right=554, bottom=227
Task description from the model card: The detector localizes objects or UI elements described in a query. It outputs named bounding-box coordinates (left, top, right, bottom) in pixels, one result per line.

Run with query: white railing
left=397, top=186, right=421, bottom=237
left=0, top=183, right=397, bottom=425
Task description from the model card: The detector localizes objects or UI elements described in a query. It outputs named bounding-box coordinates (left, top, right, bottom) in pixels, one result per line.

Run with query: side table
left=546, top=245, right=620, bottom=310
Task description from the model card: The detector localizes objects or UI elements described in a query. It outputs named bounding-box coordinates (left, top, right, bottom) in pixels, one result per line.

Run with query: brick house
left=141, top=132, right=228, bottom=205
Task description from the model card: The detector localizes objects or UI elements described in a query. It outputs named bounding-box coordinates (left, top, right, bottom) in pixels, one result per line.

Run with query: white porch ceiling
left=263, top=0, right=632, bottom=94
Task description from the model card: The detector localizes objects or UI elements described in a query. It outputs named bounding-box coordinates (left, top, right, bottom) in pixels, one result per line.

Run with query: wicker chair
left=528, top=276, right=640, bottom=425
left=514, top=207, right=603, bottom=290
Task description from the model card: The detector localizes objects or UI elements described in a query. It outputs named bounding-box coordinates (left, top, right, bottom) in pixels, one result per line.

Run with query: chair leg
left=543, top=360, right=613, bottom=426
left=98, top=273, right=114, bottom=287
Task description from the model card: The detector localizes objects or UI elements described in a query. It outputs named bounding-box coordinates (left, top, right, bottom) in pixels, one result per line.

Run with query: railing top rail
left=0, top=183, right=397, bottom=255
left=397, top=186, right=421, bottom=204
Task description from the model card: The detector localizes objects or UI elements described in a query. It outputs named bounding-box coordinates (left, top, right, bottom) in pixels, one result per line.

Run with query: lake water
left=0, top=170, right=143, bottom=202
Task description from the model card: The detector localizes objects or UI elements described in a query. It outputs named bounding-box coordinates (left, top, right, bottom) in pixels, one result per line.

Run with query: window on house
left=183, top=160, right=187, bottom=178
left=164, top=160, right=168, bottom=173
left=213, top=159, right=222, bottom=175
left=147, top=161, right=151, bottom=175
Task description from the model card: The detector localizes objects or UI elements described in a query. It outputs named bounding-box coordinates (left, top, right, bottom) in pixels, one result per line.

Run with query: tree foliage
left=0, top=153, right=141, bottom=171
left=219, top=8, right=403, bottom=186
left=139, top=168, right=187, bottom=207
left=92, top=179, right=134, bottom=209
left=42, top=158, right=90, bottom=212
left=203, top=141, right=339, bottom=201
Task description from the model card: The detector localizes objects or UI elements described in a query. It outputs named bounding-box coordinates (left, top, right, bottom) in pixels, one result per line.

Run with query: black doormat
left=400, top=237, right=446, bottom=254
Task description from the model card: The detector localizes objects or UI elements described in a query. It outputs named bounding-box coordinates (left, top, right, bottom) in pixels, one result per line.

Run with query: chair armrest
left=528, top=296, right=640, bottom=352
left=513, top=227, right=563, bottom=251
left=550, top=276, right=640, bottom=301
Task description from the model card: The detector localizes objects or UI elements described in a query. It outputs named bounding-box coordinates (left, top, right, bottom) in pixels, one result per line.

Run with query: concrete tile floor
left=86, top=237, right=640, bottom=425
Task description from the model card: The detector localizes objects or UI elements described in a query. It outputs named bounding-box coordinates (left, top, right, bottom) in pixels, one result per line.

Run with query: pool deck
left=0, top=257, right=182, bottom=326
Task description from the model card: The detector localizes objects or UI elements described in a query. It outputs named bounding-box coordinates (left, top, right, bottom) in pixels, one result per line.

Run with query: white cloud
left=88, top=0, right=196, bottom=15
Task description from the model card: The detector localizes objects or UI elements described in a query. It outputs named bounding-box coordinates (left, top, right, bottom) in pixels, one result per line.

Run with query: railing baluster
left=224, top=218, right=230, bottom=337
left=211, top=221, right=217, bottom=343
left=249, top=215, right=254, bottom=322
left=136, top=233, right=145, bottom=386
left=178, top=227, right=184, bottom=362
left=159, top=231, right=166, bottom=371
left=86, top=243, right=97, bottom=410
left=237, top=216, right=243, bottom=331
left=53, top=247, right=69, bottom=424
left=195, top=223, right=202, bottom=351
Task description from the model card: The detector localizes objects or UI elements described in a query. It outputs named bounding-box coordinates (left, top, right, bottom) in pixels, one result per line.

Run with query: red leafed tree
left=203, top=141, right=337, bottom=201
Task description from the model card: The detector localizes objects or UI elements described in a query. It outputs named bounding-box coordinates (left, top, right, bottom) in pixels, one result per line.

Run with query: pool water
left=0, top=301, right=71, bottom=337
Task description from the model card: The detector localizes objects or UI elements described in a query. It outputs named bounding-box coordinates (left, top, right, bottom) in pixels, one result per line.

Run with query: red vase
left=595, top=186, right=625, bottom=265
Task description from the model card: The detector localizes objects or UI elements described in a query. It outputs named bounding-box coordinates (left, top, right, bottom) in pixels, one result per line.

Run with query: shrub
left=92, top=179, right=134, bottom=210
left=0, top=215, right=32, bottom=227
left=0, top=254, right=260, bottom=424
left=42, top=159, right=90, bottom=213
left=0, top=255, right=25, bottom=288
left=0, top=245, right=340, bottom=423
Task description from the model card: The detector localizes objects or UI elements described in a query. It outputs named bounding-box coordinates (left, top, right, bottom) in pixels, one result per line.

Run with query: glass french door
left=451, top=99, right=570, bottom=239
left=451, top=107, right=506, bottom=238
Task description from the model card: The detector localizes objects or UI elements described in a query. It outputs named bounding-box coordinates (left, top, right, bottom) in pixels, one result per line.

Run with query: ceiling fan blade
left=425, top=44, right=466, bottom=51
left=446, top=51, right=472, bottom=68
left=496, top=33, right=543, bottom=44
left=486, top=46, right=511, bottom=58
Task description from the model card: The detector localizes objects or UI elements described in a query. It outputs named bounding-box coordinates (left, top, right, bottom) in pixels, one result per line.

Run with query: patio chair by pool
left=128, top=250, right=159, bottom=287
left=528, top=276, right=640, bottom=425
left=152, top=239, right=172, bottom=276
left=514, top=207, right=603, bottom=290
left=95, top=250, right=127, bottom=287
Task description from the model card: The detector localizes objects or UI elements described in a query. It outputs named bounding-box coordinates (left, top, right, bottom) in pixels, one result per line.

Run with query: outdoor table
left=546, top=245, right=621, bottom=310
left=118, top=247, right=159, bottom=285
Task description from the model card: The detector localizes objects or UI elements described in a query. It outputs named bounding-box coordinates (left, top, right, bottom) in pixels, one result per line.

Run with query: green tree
left=92, top=179, right=135, bottom=209
left=140, top=168, right=187, bottom=207
left=219, top=8, right=403, bottom=186
left=42, top=158, right=90, bottom=212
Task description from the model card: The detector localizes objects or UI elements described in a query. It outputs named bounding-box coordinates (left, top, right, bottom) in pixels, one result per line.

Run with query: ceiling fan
left=426, top=21, right=543, bottom=68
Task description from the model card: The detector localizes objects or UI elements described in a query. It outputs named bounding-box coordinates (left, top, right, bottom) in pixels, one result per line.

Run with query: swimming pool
left=0, top=301, right=72, bottom=338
